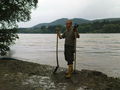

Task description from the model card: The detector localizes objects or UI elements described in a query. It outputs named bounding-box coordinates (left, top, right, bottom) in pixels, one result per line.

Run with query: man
left=57, top=20, right=80, bottom=78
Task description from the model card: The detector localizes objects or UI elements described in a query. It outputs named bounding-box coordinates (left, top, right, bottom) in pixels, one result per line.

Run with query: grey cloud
left=18, top=0, right=120, bottom=27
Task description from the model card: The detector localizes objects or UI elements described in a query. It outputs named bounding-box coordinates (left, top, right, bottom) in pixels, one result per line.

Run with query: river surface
left=10, top=34, right=120, bottom=77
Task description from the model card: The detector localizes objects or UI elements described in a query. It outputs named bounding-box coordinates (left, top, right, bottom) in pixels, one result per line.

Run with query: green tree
left=103, top=24, right=120, bottom=33
left=0, top=0, right=38, bottom=56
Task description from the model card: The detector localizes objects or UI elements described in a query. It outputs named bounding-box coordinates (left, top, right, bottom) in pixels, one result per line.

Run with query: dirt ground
left=0, top=58, right=120, bottom=90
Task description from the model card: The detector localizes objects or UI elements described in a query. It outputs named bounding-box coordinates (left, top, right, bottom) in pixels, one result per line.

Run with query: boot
left=65, top=64, right=73, bottom=78
left=65, top=64, right=73, bottom=75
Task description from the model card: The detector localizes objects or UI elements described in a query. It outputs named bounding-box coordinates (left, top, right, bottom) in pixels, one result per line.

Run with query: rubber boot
left=66, top=64, right=73, bottom=75
left=65, top=64, right=73, bottom=78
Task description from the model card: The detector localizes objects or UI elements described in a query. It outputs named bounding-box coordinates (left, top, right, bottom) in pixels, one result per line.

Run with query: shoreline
left=17, top=33, right=120, bottom=34
left=0, top=58, right=120, bottom=90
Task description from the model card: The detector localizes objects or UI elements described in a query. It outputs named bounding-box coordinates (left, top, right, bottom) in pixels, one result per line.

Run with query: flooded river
left=10, top=34, right=120, bottom=77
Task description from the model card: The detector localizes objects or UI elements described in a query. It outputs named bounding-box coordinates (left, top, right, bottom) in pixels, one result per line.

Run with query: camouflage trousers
left=64, top=44, right=75, bottom=65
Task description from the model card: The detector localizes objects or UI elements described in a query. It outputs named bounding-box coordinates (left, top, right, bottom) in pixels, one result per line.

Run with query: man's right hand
left=56, top=27, right=60, bottom=33
left=55, top=27, right=62, bottom=39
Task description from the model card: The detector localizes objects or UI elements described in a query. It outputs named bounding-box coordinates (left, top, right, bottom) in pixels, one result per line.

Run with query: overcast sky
left=18, top=0, right=120, bottom=27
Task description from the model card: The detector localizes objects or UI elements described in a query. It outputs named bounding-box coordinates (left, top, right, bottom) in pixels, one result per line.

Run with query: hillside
left=93, top=18, right=120, bottom=22
left=18, top=18, right=120, bottom=33
left=32, top=18, right=90, bottom=29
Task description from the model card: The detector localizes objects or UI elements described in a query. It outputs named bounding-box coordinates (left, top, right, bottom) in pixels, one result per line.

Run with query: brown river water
left=9, top=34, right=120, bottom=77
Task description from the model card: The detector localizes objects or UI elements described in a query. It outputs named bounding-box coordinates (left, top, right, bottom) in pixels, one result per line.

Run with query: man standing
left=57, top=20, right=80, bottom=78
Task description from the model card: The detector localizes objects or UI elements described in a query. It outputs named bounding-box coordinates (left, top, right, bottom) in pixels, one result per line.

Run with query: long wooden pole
left=74, top=31, right=77, bottom=72
left=56, top=33, right=59, bottom=67
left=53, top=29, right=59, bottom=73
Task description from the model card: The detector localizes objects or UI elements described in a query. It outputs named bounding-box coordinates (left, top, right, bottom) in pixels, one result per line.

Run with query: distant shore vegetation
left=18, top=19, right=120, bottom=33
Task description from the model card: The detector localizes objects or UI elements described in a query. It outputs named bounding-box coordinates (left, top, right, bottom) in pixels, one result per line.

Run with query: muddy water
left=11, top=34, right=120, bottom=77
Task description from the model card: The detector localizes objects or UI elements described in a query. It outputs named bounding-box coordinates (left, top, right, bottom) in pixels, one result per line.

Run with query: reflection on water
left=11, top=34, right=120, bottom=77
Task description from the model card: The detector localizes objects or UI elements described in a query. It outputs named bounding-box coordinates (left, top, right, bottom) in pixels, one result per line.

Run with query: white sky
left=18, top=0, right=120, bottom=27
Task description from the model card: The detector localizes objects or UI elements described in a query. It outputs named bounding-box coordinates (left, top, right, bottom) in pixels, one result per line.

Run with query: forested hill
left=18, top=18, right=120, bottom=33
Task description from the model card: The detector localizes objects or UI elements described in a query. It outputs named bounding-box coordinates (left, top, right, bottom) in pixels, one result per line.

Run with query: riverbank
left=12, top=34, right=120, bottom=77
left=0, top=58, right=120, bottom=90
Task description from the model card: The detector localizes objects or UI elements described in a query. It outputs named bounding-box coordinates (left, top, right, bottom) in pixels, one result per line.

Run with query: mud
left=0, top=58, right=120, bottom=90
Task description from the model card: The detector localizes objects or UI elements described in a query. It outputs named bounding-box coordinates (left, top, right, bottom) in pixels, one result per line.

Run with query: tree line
left=18, top=20, right=120, bottom=33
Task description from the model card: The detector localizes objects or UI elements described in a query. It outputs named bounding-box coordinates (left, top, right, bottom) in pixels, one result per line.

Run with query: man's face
left=66, top=20, right=72, bottom=30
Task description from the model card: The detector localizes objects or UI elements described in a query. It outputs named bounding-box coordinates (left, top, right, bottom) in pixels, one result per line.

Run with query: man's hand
left=73, top=24, right=80, bottom=38
left=56, top=27, right=60, bottom=34
left=73, top=28, right=78, bottom=32
left=55, top=27, right=62, bottom=39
